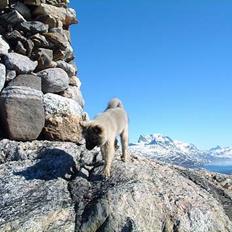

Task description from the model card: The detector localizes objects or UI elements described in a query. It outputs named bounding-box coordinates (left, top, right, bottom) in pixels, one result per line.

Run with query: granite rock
left=0, top=86, right=44, bottom=140
left=0, top=63, right=6, bottom=92
left=3, top=52, right=38, bottom=74
left=37, top=68, right=69, bottom=93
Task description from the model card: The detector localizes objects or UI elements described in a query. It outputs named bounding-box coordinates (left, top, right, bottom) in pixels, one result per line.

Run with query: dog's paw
left=103, top=168, right=111, bottom=178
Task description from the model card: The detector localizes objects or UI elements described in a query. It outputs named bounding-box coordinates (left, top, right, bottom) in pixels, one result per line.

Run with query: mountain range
left=129, top=133, right=232, bottom=169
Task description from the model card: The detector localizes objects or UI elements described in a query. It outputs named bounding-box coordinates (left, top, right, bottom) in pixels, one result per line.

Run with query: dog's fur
left=80, top=98, right=128, bottom=177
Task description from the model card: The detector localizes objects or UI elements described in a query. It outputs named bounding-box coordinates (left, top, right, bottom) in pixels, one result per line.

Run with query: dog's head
left=80, top=121, right=105, bottom=150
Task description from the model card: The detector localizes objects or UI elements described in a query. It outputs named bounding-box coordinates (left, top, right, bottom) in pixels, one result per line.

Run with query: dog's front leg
left=103, top=141, right=115, bottom=177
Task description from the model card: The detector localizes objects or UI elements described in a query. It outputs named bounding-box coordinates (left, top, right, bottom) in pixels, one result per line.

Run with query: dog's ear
left=93, top=125, right=103, bottom=134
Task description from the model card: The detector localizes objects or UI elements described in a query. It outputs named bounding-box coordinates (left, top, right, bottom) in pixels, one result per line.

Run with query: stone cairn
left=0, top=0, right=85, bottom=143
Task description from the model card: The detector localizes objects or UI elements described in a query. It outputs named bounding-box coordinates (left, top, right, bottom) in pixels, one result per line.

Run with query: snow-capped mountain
left=129, top=133, right=232, bottom=168
left=206, top=146, right=232, bottom=163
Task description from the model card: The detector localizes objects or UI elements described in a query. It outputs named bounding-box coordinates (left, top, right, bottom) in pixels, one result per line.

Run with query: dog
left=80, top=98, right=129, bottom=177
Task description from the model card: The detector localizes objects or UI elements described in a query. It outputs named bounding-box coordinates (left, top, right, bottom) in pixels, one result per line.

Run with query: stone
left=8, top=74, right=41, bottom=91
left=0, top=35, right=10, bottom=55
left=0, top=10, right=26, bottom=25
left=53, top=44, right=74, bottom=62
left=3, top=53, right=38, bottom=74
left=23, top=0, right=42, bottom=6
left=43, top=32, right=69, bottom=50
left=6, top=70, right=16, bottom=82
left=60, top=86, right=84, bottom=108
left=18, top=21, right=48, bottom=35
left=0, top=160, right=75, bottom=231
left=69, top=76, right=81, bottom=87
left=0, top=0, right=9, bottom=9
left=0, top=86, right=45, bottom=140
left=37, top=68, right=69, bottom=93
left=35, top=15, right=63, bottom=29
left=43, top=93, right=82, bottom=118
left=33, top=3, right=78, bottom=26
left=43, top=114, right=83, bottom=143
left=31, top=33, right=50, bottom=48
left=4, top=30, right=35, bottom=56
left=0, top=63, right=6, bottom=92
left=56, top=60, right=76, bottom=77
left=33, top=48, right=56, bottom=71
left=15, top=40, right=27, bottom=55
left=14, top=1, right=31, bottom=20
left=42, top=93, right=83, bottom=143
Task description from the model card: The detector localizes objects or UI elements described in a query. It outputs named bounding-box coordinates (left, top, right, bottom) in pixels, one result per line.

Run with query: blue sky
left=70, top=1, right=232, bottom=149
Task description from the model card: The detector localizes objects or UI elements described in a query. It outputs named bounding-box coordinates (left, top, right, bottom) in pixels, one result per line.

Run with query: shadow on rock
left=14, top=148, right=78, bottom=181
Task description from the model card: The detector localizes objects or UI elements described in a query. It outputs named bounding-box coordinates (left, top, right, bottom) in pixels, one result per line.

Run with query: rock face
left=0, top=140, right=232, bottom=232
left=0, top=0, right=84, bottom=141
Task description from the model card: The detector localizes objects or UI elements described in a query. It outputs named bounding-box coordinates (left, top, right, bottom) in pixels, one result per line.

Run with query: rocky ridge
left=0, top=0, right=85, bottom=143
left=0, top=139, right=232, bottom=232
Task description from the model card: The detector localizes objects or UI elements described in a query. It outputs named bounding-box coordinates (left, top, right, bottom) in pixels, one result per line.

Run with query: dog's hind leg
left=120, top=127, right=128, bottom=162
left=103, top=141, right=115, bottom=177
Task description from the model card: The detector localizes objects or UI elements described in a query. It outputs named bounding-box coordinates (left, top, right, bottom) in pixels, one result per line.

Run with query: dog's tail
left=105, top=98, right=123, bottom=110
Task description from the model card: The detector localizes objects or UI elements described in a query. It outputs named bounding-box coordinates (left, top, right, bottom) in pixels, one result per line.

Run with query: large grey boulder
left=3, top=53, right=38, bottom=74
left=37, top=68, right=69, bottom=93
left=0, top=86, right=44, bottom=141
left=0, top=63, right=6, bottom=92
left=7, top=74, right=41, bottom=91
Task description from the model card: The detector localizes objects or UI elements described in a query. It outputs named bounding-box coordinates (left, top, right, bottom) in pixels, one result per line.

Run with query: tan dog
left=80, top=98, right=129, bottom=177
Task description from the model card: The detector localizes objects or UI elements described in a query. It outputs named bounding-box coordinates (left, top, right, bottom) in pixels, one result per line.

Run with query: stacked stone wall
left=0, top=0, right=84, bottom=143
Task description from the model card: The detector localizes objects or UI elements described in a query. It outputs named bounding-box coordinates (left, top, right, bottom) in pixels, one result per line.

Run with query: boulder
left=33, top=48, right=56, bottom=71
left=0, top=35, right=10, bottom=55
left=15, top=40, right=27, bottom=55
left=33, top=3, right=78, bottom=26
left=35, top=15, right=63, bottom=29
left=31, top=33, right=50, bottom=48
left=14, top=1, right=31, bottom=20
left=6, top=70, right=16, bottom=82
left=43, top=32, right=69, bottom=50
left=60, top=86, right=84, bottom=108
left=18, top=21, right=48, bottom=35
left=0, top=63, right=6, bottom=92
left=3, top=53, right=38, bottom=74
left=23, top=0, right=42, bottom=6
left=69, top=76, right=81, bottom=87
left=37, top=68, right=69, bottom=93
left=56, top=60, right=76, bottom=77
left=8, top=74, right=41, bottom=91
left=0, top=0, right=9, bottom=9
left=42, top=93, right=83, bottom=143
left=0, top=86, right=45, bottom=141
left=5, top=30, right=34, bottom=56
left=0, top=10, right=26, bottom=25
